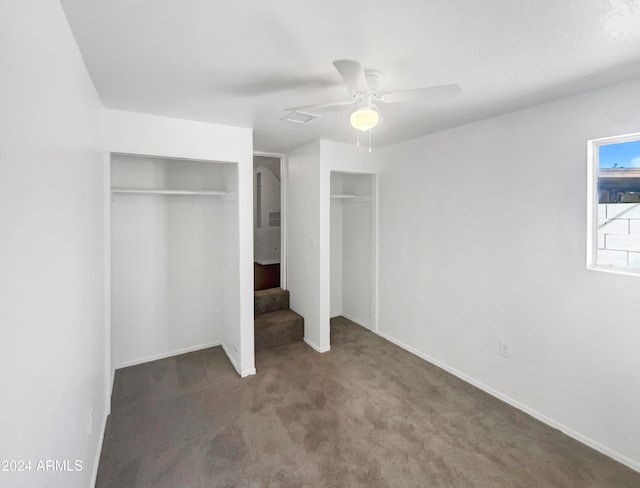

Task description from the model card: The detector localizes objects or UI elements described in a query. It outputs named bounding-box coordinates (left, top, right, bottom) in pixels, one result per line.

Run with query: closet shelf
left=331, top=194, right=371, bottom=203
left=111, top=188, right=230, bottom=196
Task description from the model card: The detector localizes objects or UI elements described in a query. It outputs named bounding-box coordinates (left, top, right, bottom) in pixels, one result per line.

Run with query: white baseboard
left=304, top=336, right=331, bottom=353
left=90, top=407, right=109, bottom=488
left=221, top=342, right=241, bottom=376
left=220, top=343, right=256, bottom=378
left=241, top=368, right=256, bottom=377
left=115, top=341, right=222, bottom=369
left=341, top=313, right=370, bottom=330
left=376, top=330, right=640, bottom=474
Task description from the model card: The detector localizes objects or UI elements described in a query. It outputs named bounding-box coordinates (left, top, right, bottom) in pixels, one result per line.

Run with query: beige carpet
left=96, top=317, right=640, bottom=487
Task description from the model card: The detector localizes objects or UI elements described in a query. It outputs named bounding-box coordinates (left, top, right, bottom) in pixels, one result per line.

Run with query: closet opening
left=330, top=171, right=377, bottom=336
left=109, top=153, right=240, bottom=370
left=253, top=154, right=285, bottom=291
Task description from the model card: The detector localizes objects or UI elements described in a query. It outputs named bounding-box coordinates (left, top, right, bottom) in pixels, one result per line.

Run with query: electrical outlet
left=499, top=340, right=510, bottom=358
left=88, top=407, right=93, bottom=436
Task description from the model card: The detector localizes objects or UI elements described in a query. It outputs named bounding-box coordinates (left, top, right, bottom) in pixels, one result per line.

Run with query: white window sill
left=587, top=264, right=640, bottom=278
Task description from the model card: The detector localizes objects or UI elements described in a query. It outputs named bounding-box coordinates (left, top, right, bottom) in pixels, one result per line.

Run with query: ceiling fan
left=285, top=59, right=461, bottom=133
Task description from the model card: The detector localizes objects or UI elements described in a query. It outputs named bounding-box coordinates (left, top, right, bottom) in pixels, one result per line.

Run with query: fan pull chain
left=369, top=129, right=372, bottom=153
left=356, top=129, right=360, bottom=147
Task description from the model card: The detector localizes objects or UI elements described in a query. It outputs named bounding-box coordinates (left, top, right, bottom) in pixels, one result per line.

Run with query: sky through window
left=599, top=140, right=640, bottom=169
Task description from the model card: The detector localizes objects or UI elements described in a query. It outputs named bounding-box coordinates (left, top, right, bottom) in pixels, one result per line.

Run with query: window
left=588, top=133, right=640, bottom=274
left=268, top=211, right=281, bottom=227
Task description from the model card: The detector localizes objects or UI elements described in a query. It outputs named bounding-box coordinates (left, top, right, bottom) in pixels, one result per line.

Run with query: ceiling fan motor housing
left=363, top=70, right=383, bottom=96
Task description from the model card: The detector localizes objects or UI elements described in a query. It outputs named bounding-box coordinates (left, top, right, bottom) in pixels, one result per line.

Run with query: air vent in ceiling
left=281, top=111, right=321, bottom=124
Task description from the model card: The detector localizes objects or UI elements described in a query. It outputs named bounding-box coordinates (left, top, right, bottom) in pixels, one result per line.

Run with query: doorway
left=110, top=153, right=239, bottom=368
left=254, top=154, right=285, bottom=291
left=330, top=171, right=376, bottom=331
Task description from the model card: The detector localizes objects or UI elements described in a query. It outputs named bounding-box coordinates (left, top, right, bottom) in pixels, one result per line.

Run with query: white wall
left=342, top=196, right=372, bottom=327
left=287, top=142, right=324, bottom=350
left=110, top=155, right=235, bottom=367
left=330, top=198, right=343, bottom=317
left=319, top=141, right=385, bottom=348
left=103, top=110, right=255, bottom=376
left=0, top=1, right=106, bottom=487
left=288, top=140, right=385, bottom=351
left=377, top=78, right=640, bottom=470
left=330, top=172, right=374, bottom=327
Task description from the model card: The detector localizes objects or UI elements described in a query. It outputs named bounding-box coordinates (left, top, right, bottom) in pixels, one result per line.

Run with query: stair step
left=254, top=287, right=290, bottom=316
left=254, top=309, right=304, bottom=352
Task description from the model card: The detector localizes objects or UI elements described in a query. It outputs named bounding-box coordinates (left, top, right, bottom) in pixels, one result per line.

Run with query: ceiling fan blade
left=333, top=59, right=369, bottom=93
left=379, top=84, right=461, bottom=104
left=285, top=100, right=356, bottom=112
left=221, top=74, right=337, bottom=96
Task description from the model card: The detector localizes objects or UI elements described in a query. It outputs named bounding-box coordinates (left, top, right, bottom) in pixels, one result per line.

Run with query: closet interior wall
left=330, top=171, right=374, bottom=329
left=110, top=154, right=238, bottom=368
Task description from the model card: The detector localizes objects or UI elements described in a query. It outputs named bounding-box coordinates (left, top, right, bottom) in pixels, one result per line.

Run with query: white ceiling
left=60, top=0, right=640, bottom=153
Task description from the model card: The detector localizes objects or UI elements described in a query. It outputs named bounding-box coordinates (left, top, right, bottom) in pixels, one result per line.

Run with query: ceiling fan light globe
left=350, top=108, right=379, bottom=131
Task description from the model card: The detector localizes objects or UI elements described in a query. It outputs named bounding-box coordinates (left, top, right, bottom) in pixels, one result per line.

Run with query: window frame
left=587, top=131, right=640, bottom=277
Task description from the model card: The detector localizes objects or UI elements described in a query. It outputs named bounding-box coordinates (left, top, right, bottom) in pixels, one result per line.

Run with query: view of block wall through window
left=595, top=137, right=640, bottom=271
left=598, top=203, right=640, bottom=268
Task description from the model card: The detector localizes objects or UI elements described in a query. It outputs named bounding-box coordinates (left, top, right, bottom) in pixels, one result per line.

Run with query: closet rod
left=111, top=188, right=230, bottom=196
